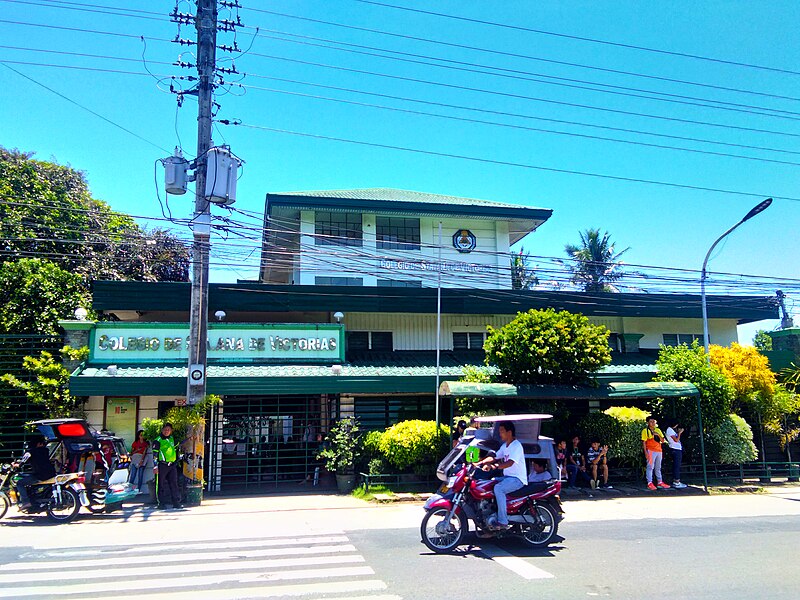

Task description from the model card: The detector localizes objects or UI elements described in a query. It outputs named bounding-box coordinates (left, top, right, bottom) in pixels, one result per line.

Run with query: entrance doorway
left=208, top=394, right=339, bottom=492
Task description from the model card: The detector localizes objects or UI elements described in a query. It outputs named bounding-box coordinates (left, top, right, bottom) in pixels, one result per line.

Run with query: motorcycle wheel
left=46, top=488, right=80, bottom=523
left=0, top=492, right=9, bottom=520
left=519, top=503, right=558, bottom=547
left=420, top=507, right=466, bottom=553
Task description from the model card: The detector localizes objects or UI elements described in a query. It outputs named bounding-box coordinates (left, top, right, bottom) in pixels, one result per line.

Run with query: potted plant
left=318, top=416, right=363, bottom=493
left=141, top=395, right=221, bottom=506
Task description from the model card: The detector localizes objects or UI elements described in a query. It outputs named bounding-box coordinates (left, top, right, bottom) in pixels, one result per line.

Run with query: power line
left=244, top=52, right=800, bottom=141
left=240, top=6, right=800, bottom=103
left=236, top=82, right=800, bottom=168
left=221, top=121, right=800, bottom=203
left=253, top=29, right=800, bottom=121
left=0, top=63, right=170, bottom=152
left=5, top=18, right=800, bottom=140
left=352, top=0, right=800, bottom=77
left=7, top=40, right=800, bottom=158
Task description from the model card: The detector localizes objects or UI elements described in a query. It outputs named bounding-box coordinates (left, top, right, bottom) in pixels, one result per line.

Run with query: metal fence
left=207, top=393, right=339, bottom=493
left=0, top=335, right=60, bottom=462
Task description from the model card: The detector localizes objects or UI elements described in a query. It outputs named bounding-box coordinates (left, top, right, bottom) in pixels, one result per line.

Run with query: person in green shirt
left=153, top=423, right=182, bottom=509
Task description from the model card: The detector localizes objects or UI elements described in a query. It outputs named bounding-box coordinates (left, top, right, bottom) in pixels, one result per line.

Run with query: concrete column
left=58, top=320, right=95, bottom=372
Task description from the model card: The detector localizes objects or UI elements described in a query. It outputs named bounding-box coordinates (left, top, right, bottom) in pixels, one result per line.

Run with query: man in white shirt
left=476, top=421, right=527, bottom=530
left=666, top=418, right=687, bottom=488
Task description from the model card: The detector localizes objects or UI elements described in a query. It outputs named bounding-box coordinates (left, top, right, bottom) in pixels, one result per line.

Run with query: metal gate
left=208, top=394, right=338, bottom=492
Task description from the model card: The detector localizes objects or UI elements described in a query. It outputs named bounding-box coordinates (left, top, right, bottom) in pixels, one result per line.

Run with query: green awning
left=439, top=380, right=699, bottom=399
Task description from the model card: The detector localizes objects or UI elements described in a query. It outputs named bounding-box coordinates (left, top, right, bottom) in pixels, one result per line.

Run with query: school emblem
left=452, top=229, right=476, bottom=253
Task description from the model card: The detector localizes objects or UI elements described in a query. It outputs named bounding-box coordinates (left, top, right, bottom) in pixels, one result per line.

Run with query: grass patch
left=352, top=484, right=393, bottom=502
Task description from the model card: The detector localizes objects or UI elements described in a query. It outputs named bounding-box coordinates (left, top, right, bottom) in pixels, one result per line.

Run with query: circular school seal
left=452, top=229, right=477, bottom=253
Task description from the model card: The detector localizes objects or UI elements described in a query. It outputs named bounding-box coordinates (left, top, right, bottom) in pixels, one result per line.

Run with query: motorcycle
left=421, top=413, right=564, bottom=553
left=0, top=462, right=87, bottom=523
left=421, top=463, right=563, bottom=553
left=31, top=419, right=137, bottom=514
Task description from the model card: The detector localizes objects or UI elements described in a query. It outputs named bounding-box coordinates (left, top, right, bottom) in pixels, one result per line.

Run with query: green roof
left=438, top=381, right=699, bottom=399
left=270, top=187, right=545, bottom=210
left=69, top=352, right=657, bottom=396
left=266, top=188, right=553, bottom=231
left=91, top=282, right=777, bottom=323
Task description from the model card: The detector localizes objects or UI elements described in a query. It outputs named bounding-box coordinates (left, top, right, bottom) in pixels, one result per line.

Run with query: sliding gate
left=208, top=394, right=339, bottom=492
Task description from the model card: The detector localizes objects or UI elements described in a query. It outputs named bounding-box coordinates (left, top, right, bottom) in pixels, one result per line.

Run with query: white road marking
left=479, top=545, right=555, bottom=580
left=154, top=579, right=389, bottom=599
left=19, top=532, right=347, bottom=558
left=0, top=554, right=365, bottom=583
left=0, top=566, right=377, bottom=597
left=1, top=543, right=358, bottom=571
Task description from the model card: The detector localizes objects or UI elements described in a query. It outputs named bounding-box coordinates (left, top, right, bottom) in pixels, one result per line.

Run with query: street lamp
left=699, top=197, right=772, bottom=492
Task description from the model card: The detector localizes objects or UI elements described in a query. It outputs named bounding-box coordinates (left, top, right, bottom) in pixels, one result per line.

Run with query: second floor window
left=453, top=332, right=486, bottom=350
left=662, top=333, right=704, bottom=346
left=376, top=216, right=420, bottom=250
left=315, top=211, right=362, bottom=246
left=347, top=331, right=394, bottom=351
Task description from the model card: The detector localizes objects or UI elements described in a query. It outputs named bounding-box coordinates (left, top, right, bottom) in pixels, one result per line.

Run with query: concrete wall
left=342, top=313, right=740, bottom=351
left=84, top=395, right=179, bottom=436
left=297, top=211, right=512, bottom=289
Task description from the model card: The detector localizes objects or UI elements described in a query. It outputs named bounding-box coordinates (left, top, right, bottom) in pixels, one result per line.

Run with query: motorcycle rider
left=475, top=421, right=527, bottom=530
left=13, top=435, right=56, bottom=509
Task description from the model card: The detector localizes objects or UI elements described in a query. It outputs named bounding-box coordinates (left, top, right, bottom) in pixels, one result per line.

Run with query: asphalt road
left=0, top=490, right=799, bottom=599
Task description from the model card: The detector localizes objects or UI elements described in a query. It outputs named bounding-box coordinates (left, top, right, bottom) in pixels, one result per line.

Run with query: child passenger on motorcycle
left=13, top=435, right=56, bottom=509
left=474, top=421, right=527, bottom=530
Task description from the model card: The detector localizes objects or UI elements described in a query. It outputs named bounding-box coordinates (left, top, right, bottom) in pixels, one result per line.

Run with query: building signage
left=379, top=259, right=491, bottom=274
left=452, top=229, right=477, bottom=253
left=89, top=323, right=344, bottom=364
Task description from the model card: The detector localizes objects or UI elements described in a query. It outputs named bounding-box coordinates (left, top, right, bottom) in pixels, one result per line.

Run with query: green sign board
left=89, top=323, right=345, bottom=364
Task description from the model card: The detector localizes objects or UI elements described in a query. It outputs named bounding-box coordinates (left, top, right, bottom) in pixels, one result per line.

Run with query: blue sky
left=2, top=1, right=799, bottom=342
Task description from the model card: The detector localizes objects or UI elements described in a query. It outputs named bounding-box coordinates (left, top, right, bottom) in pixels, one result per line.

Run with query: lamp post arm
left=701, top=219, right=746, bottom=357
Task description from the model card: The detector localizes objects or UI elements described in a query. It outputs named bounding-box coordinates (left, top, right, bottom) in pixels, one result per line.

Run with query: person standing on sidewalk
left=153, top=423, right=182, bottom=509
left=642, top=417, right=670, bottom=491
left=666, top=419, right=687, bottom=489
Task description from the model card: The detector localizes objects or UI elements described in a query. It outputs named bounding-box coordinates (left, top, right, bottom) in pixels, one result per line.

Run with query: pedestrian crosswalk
left=0, top=532, right=402, bottom=599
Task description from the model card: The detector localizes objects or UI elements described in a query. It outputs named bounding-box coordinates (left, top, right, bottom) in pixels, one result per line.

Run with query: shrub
left=318, top=416, right=363, bottom=474
left=484, top=308, right=611, bottom=385
left=604, top=406, right=649, bottom=468
left=710, top=414, right=758, bottom=464
left=363, top=430, right=384, bottom=460
left=378, top=420, right=449, bottom=471
left=577, top=411, right=623, bottom=447
left=654, top=341, right=735, bottom=432
left=367, top=458, right=388, bottom=476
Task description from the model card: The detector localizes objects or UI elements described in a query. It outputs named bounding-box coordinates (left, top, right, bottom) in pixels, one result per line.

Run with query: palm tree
left=510, top=248, right=538, bottom=290
left=564, top=229, right=630, bottom=292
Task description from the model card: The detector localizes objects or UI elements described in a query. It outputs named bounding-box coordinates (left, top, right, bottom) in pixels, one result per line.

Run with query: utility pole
left=186, top=0, right=218, bottom=405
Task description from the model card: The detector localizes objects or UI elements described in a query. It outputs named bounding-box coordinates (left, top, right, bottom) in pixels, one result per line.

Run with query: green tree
left=753, top=330, right=773, bottom=352
left=0, top=346, right=88, bottom=418
left=0, top=147, right=189, bottom=283
left=510, top=248, right=538, bottom=290
left=564, top=228, right=630, bottom=292
left=0, top=259, right=90, bottom=336
left=484, top=308, right=611, bottom=385
left=764, top=385, right=800, bottom=462
left=653, top=342, right=735, bottom=434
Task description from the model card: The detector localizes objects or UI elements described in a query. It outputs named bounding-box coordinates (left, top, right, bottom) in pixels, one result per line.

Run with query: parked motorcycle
left=421, top=463, right=563, bottom=552
left=0, top=462, right=87, bottom=523
left=31, top=419, right=137, bottom=514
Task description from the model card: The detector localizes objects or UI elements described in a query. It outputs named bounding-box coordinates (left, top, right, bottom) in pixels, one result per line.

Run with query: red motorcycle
left=421, top=464, right=563, bottom=553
